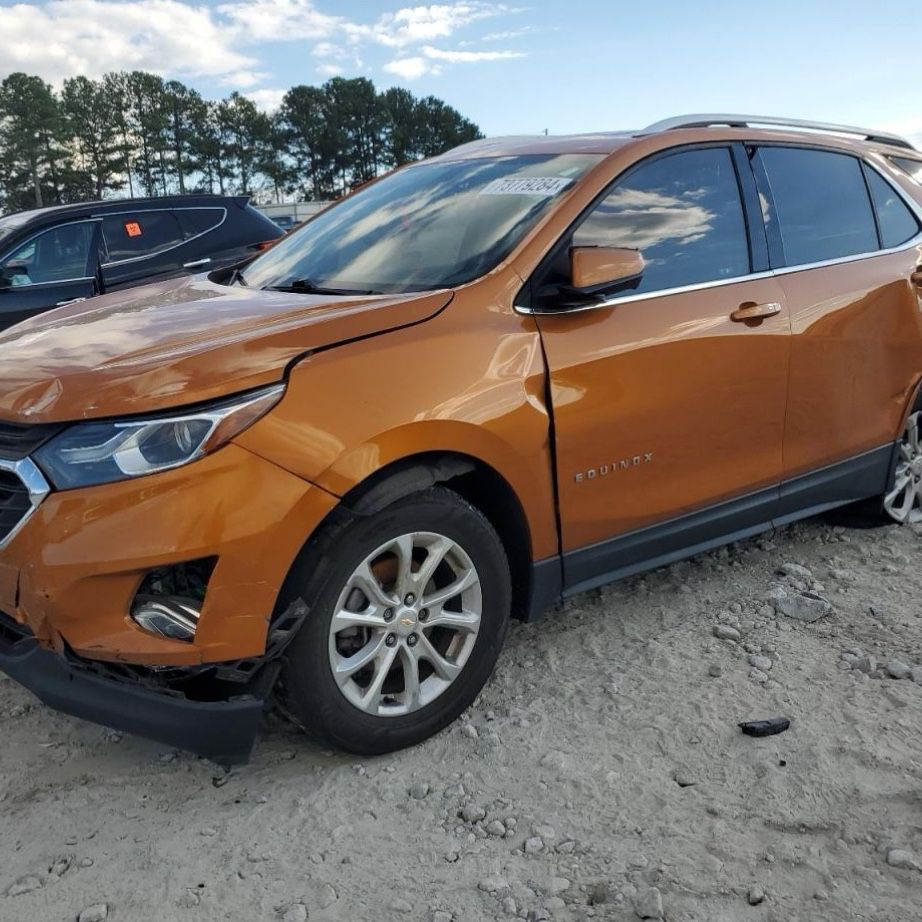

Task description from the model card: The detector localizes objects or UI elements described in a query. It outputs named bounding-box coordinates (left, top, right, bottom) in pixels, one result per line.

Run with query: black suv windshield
left=241, top=154, right=601, bottom=293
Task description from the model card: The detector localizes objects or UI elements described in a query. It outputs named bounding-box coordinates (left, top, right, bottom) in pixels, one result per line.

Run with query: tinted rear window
left=103, top=211, right=184, bottom=261
left=757, top=147, right=878, bottom=265
left=176, top=208, right=225, bottom=238
left=865, top=168, right=920, bottom=248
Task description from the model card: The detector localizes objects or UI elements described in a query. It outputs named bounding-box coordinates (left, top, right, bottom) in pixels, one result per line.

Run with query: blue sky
left=2, top=0, right=920, bottom=144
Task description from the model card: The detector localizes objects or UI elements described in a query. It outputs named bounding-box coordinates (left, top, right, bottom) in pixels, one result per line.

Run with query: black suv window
left=102, top=211, right=184, bottom=262
left=176, top=208, right=225, bottom=239
left=572, top=147, right=750, bottom=298
left=865, top=168, right=920, bottom=248
left=1, top=222, right=94, bottom=285
left=756, top=147, right=878, bottom=265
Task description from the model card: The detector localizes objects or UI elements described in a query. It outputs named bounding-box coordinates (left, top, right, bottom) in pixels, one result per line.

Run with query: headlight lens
left=35, top=384, right=284, bottom=489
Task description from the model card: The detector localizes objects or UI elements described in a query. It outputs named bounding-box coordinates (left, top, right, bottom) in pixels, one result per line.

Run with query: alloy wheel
left=328, top=531, right=482, bottom=716
left=884, top=411, right=922, bottom=524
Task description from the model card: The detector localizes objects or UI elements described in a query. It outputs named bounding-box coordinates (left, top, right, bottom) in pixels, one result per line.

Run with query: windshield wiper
left=266, top=278, right=380, bottom=296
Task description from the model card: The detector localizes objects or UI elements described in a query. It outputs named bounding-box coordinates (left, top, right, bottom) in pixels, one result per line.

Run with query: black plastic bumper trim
left=0, top=635, right=263, bottom=766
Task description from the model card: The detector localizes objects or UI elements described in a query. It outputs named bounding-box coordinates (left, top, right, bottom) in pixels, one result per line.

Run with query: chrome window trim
left=515, top=271, right=776, bottom=315
left=515, top=156, right=922, bottom=316
left=0, top=457, right=50, bottom=550
left=0, top=219, right=102, bottom=287
left=98, top=206, right=227, bottom=269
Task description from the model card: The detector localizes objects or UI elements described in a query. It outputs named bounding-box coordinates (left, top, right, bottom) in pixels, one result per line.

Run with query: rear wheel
left=883, top=411, right=922, bottom=524
left=280, top=488, right=511, bottom=754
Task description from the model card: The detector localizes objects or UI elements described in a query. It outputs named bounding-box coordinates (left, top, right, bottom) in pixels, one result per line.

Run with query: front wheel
left=280, top=488, right=511, bottom=754
left=883, top=411, right=922, bottom=524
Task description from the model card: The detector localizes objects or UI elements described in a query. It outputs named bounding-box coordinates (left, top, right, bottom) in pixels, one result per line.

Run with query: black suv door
left=0, top=221, right=100, bottom=332
left=99, top=210, right=187, bottom=289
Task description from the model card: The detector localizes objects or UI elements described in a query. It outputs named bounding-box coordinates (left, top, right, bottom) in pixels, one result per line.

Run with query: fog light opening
left=130, top=557, right=217, bottom=643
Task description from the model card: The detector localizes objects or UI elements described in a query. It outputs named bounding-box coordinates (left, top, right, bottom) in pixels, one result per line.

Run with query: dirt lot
left=2, top=511, right=922, bottom=922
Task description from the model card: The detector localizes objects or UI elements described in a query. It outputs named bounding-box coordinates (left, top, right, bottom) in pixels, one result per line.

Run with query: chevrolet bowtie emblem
left=400, top=617, right=415, bottom=626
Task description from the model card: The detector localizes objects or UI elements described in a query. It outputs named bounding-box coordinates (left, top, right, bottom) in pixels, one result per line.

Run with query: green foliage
left=0, top=71, right=484, bottom=213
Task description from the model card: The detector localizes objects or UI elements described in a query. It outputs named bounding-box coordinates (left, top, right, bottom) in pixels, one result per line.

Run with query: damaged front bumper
left=0, top=613, right=267, bottom=765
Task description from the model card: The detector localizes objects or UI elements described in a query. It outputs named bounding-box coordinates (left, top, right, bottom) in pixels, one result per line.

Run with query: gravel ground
left=2, top=511, right=922, bottom=922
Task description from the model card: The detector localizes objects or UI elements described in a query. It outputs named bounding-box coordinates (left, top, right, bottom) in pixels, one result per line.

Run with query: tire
left=881, top=408, right=922, bottom=524
left=844, top=401, right=922, bottom=526
left=279, top=487, right=511, bottom=754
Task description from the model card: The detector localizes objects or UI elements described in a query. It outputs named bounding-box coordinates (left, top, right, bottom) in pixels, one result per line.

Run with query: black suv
left=0, top=195, right=282, bottom=332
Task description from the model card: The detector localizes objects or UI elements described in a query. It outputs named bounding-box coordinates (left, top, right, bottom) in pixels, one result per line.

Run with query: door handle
left=55, top=297, right=87, bottom=307
left=731, top=301, right=782, bottom=323
left=183, top=258, right=211, bottom=269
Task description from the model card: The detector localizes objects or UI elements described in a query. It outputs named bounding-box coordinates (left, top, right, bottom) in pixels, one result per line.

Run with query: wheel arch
left=350, top=451, right=543, bottom=622
left=275, top=451, right=549, bottom=625
left=899, top=374, right=922, bottom=431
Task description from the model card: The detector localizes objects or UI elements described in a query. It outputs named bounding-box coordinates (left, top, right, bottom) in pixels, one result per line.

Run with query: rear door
left=0, top=221, right=99, bottom=332
left=173, top=206, right=228, bottom=272
left=99, top=209, right=186, bottom=290
left=750, top=145, right=922, bottom=515
left=528, top=144, right=791, bottom=592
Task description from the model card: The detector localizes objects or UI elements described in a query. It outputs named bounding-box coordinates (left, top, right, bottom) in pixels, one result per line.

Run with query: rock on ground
left=772, top=588, right=835, bottom=622
left=77, top=906, right=108, bottom=922
left=634, top=886, right=664, bottom=919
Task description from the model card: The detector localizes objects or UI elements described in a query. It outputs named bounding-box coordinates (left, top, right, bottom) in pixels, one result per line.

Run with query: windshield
left=241, top=154, right=602, bottom=293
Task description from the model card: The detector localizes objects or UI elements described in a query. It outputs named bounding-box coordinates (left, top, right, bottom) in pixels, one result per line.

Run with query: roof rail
left=641, top=114, right=915, bottom=151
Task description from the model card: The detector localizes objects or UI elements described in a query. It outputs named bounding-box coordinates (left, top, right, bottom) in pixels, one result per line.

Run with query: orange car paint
left=0, top=125, right=919, bottom=671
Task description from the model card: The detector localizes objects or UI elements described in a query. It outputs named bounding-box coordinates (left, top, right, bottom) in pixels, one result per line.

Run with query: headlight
left=35, top=384, right=284, bottom=489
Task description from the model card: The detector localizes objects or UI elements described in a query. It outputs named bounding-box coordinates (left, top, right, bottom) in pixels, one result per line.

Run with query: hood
left=0, top=275, right=452, bottom=423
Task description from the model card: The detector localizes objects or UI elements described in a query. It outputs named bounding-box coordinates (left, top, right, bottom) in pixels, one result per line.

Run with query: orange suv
left=1, top=114, right=920, bottom=763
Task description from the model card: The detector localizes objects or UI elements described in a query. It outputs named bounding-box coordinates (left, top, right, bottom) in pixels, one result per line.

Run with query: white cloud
left=0, top=0, right=526, bottom=89
left=372, top=3, right=508, bottom=47
left=246, top=87, right=287, bottom=111
left=221, top=69, right=270, bottom=88
left=217, top=0, right=344, bottom=43
left=422, top=44, right=524, bottom=62
left=313, top=41, right=341, bottom=57
left=460, top=24, right=551, bottom=45
left=0, top=0, right=256, bottom=85
left=383, top=57, right=438, bottom=80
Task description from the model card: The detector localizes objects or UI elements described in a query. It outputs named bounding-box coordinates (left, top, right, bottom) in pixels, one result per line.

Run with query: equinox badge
left=575, top=452, right=654, bottom=483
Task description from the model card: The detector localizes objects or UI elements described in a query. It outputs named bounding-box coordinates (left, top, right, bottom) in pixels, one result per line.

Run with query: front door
left=0, top=221, right=99, bottom=332
left=528, top=145, right=791, bottom=593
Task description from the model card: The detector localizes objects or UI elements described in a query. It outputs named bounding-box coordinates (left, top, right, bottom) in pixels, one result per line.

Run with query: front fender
left=233, top=295, right=559, bottom=560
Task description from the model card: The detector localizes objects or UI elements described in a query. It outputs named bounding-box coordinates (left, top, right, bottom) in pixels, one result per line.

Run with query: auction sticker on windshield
left=480, top=176, right=573, bottom=196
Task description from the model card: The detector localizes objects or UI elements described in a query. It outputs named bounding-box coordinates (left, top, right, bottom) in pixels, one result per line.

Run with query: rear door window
left=571, top=146, right=750, bottom=297
left=102, top=211, right=184, bottom=262
left=864, top=168, right=920, bottom=248
left=755, top=147, right=878, bottom=265
left=176, top=208, right=225, bottom=239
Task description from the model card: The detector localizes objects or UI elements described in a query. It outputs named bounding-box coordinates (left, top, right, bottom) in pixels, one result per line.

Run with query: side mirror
left=570, top=246, right=645, bottom=295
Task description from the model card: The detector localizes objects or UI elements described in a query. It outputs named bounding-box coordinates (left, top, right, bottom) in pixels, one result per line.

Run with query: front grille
left=0, top=420, right=63, bottom=461
left=0, top=470, right=32, bottom=543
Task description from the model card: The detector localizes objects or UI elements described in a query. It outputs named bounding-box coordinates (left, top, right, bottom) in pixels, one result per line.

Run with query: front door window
left=1, top=223, right=94, bottom=287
